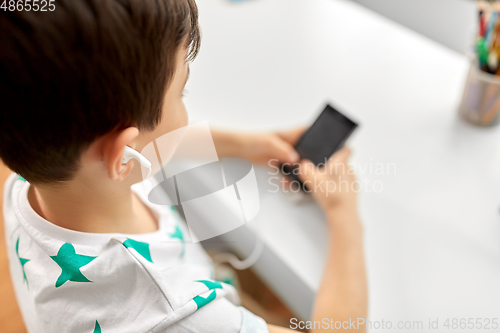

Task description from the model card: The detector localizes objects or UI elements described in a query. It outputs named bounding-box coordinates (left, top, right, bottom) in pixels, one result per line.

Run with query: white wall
left=350, top=0, right=476, bottom=54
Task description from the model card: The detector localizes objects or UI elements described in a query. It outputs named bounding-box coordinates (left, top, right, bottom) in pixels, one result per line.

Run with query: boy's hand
left=298, top=147, right=358, bottom=216
left=212, top=127, right=306, bottom=166
left=239, top=127, right=306, bottom=166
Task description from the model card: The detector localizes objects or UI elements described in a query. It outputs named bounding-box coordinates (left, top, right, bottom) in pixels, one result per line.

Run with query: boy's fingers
left=328, top=147, right=351, bottom=165
left=298, top=159, right=315, bottom=183
left=278, top=126, right=308, bottom=145
left=282, top=176, right=291, bottom=189
left=268, top=158, right=281, bottom=168
left=297, top=148, right=351, bottom=182
left=270, top=138, right=300, bottom=164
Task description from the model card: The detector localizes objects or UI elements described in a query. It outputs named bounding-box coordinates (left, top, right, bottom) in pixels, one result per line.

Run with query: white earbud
left=122, top=146, right=152, bottom=178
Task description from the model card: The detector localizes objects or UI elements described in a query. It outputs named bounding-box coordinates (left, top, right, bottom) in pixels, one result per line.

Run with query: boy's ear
left=102, top=127, right=140, bottom=182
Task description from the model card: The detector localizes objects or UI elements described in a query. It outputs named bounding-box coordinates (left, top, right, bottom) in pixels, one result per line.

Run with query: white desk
left=182, top=0, right=500, bottom=329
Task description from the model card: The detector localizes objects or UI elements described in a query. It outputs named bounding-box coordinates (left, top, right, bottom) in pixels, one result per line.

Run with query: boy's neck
left=28, top=176, right=158, bottom=234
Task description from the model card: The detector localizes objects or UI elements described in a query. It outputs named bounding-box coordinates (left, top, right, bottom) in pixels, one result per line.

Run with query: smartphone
left=282, top=104, right=358, bottom=188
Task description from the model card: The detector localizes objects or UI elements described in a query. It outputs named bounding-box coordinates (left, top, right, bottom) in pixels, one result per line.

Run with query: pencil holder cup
left=459, top=56, right=500, bottom=126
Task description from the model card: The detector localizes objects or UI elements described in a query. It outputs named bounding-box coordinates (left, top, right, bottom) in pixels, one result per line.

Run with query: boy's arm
left=210, top=128, right=305, bottom=165
left=267, top=148, right=367, bottom=333
left=267, top=214, right=366, bottom=333
left=310, top=209, right=366, bottom=332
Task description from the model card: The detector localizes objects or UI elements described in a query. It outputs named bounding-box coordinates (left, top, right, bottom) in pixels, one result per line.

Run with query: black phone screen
left=282, top=104, right=358, bottom=188
left=295, top=104, right=358, bottom=165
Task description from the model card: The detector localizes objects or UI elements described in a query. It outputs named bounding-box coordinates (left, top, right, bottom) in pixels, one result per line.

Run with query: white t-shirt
left=3, top=174, right=268, bottom=333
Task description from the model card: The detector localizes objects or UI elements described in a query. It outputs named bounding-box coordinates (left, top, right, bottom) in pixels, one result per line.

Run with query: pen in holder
left=459, top=56, right=500, bottom=126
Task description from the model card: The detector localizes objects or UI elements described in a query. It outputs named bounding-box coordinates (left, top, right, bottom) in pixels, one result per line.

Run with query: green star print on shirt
left=193, top=280, right=223, bottom=309
left=50, top=243, right=97, bottom=288
left=168, top=225, right=185, bottom=258
left=123, top=238, right=153, bottom=263
left=196, top=280, right=223, bottom=290
left=93, top=320, right=101, bottom=333
left=193, top=290, right=217, bottom=309
left=15, top=238, right=30, bottom=286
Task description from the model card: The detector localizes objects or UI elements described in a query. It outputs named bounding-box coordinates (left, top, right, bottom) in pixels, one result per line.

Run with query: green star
left=169, top=224, right=184, bottom=241
left=193, top=280, right=223, bottom=310
left=15, top=238, right=30, bottom=286
left=196, top=280, right=223, bottom=290
left=50, top=243, right=96, bottom=288
left=93, top=320, right=101, bottom=333
left=123, top=238, right=152, bottom=263
left=168, top=225, right=185, bottom=258
left=17, top=175, right=26, bottom=182
left=193, top=290, right=217, bottom=310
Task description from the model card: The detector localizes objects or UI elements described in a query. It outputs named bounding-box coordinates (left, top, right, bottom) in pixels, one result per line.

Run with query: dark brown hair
left=0, top=0, right=200, bottom=183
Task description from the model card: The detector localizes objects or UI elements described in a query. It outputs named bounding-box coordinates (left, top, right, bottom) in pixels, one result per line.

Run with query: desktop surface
left=182, top=0, right=500, bottom=326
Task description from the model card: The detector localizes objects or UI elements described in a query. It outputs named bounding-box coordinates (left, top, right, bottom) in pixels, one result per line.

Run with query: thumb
left=297, top=159, right=316, bottom=183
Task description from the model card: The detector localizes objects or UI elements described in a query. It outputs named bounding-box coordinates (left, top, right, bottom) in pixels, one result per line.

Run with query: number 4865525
left=1, top=0, right=56, bottom=11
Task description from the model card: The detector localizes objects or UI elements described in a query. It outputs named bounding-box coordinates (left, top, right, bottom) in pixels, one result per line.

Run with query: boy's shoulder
left=2, top=175, right=244, bottom=332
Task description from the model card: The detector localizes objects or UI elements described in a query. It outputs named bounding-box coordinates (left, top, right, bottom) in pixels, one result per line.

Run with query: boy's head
left=0, top=0, right=199, bottom=184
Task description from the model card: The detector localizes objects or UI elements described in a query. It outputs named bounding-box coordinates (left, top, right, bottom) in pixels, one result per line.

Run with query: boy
left=0, top=0, right=367, bottom=332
